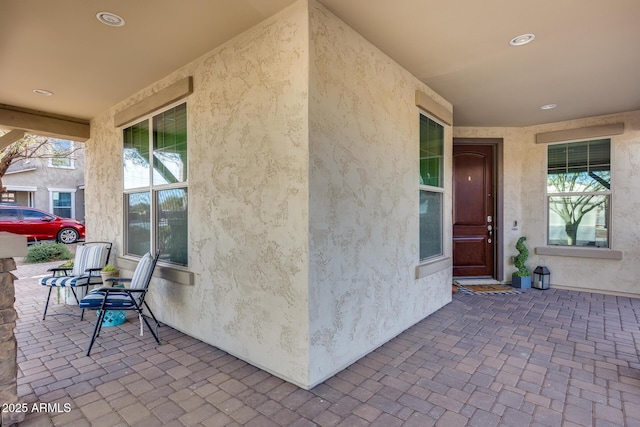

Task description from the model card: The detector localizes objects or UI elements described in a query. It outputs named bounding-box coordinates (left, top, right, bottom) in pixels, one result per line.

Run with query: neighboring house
left=1, top=139, right=85, bottom=222
left=4, top=0, right=640, bottom=391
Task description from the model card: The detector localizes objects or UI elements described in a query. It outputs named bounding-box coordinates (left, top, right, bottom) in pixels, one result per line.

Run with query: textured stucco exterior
left=86, top=0, right=452, bottom=388
left=307, top=3, right=452, bottom=386
left=455, top=109, right=640, bottom=297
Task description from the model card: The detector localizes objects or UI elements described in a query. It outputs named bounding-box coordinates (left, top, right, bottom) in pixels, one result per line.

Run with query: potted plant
left=512, top=236, right=531, bottom=288
left=100, top=264, right=119, bottom=284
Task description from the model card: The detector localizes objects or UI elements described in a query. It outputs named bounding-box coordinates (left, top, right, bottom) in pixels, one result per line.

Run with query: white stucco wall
left=307, top=2, right=453, bottom=386
left=455, top=110, right=640, bottom=297
left=87, top=1, right=311, bottom=386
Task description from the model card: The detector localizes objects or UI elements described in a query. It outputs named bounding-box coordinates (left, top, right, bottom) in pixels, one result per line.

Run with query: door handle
left=487, top=224, right=493, bottom=237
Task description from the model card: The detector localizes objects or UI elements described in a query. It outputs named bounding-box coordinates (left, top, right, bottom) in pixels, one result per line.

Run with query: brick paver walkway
left=8, top=259, right=640, bottom=426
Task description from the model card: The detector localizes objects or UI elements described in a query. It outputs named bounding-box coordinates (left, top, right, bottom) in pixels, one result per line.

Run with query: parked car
left=0, top=206, right=85, bottom=244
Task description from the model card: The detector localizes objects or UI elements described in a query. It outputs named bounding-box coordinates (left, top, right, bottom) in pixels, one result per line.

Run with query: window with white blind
left=547, top=138, right=610, bottom=247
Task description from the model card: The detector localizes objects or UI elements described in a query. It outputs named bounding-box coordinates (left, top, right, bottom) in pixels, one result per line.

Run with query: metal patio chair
left=79, top=250, right=161, bottom=356
left=39, top=241, right=112, bottom=320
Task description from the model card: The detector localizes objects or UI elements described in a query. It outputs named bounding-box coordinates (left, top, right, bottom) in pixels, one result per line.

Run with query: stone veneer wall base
left=0, top=258, right=25, bottom=426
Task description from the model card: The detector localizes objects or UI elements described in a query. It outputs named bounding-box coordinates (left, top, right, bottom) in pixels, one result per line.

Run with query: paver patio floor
left=9, top=259, right=640, bottom=426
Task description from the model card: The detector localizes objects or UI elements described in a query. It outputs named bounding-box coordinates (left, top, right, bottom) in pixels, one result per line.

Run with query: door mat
left=457, top=284, right=521, bottom=295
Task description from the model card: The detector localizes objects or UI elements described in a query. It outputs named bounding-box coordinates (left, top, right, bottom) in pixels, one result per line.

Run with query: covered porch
left=2, top=1, right=640, bottom=424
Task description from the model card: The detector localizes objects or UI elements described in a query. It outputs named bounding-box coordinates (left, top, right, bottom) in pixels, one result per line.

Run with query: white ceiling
left=1, top=0, right=639, bottom=128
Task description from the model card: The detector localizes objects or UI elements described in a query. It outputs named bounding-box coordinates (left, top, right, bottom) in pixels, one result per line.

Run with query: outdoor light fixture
left=532, top=265, right=551, bottom=290
left=509, top=33, right=535, bottom=46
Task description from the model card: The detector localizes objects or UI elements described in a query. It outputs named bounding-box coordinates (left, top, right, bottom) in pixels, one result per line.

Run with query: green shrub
left=514, top=236, right=531, bottom=277
left=24, top=242, right=73, bottom=263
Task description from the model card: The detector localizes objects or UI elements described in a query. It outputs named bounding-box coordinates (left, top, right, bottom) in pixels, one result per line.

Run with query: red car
left=0, top=205, right=85, bottom=244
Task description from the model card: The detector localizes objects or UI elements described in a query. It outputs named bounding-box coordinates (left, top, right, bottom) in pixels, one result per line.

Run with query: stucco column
left=0, top=233, right=27, bottom=426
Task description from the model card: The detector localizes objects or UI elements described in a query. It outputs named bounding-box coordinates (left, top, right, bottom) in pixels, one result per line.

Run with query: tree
left=0, top=132, right=80, bottom=193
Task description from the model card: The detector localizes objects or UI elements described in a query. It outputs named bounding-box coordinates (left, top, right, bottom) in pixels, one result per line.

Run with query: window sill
left=116, top=256, right=194, bottom=285
left=535, top=246, right=622, bottom=260
left=415, top=256, right=452, bottom=279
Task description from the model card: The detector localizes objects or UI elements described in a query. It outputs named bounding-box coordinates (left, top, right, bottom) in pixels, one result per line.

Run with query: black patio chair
left=39, top=241, right=112, bottom=320
left=79, top=250, right=161, bottom=356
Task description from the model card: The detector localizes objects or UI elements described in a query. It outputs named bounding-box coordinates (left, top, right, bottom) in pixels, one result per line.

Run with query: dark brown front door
left=453, top=144, right=494, bottom=277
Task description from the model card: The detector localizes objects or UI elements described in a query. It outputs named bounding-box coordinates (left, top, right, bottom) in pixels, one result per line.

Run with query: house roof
left=1, top=0, right=639, bottom=133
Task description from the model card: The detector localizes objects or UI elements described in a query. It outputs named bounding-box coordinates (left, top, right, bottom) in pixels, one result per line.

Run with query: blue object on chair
left=79, top=251, right=161, bottom=356
left=39, top=241, right=112, bottom=320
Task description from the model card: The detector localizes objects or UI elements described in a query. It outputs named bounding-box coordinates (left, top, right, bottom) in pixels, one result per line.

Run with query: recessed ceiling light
left=540, top=104, right=557, bottom=110
left=96, top=11, right=125, bottom=27
left=509, top=33, right=535, bottom=46
left=33, top=89, right=53, bottom=96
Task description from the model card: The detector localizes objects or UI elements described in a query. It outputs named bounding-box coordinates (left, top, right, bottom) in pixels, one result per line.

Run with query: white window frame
left=48, top=188, right=76, bottom=218
left=545, top=138, right=612, bottom=248
left=419, top=112, right=445, bottom=261
left=48, top=140, right=75, bottom=169
left=122, top=100, right=189, bottom=266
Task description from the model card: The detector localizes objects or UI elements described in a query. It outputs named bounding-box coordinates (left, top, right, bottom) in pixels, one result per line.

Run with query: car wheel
left=57, top=228, right=79, bottom=244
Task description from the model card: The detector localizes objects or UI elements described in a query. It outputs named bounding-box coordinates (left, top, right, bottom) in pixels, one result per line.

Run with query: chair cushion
left=40, top=275, right=97, bottom=287
left=72, top=244, right=109, bottom=277
left=79, top=290, right=136, bottom=309
left=130, top=252, right=154, bottom=290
